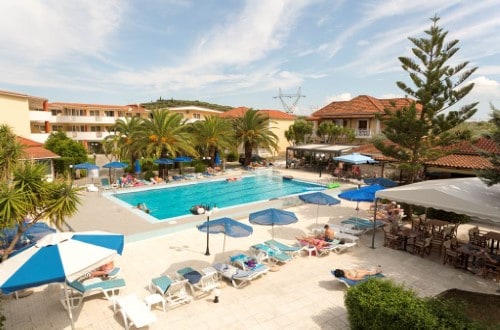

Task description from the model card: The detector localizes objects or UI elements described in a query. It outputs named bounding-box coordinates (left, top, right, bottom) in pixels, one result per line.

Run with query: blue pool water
left=112, top=175, right=325, bottom=221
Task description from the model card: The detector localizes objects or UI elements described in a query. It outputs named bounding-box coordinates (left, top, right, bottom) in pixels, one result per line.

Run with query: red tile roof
left=219, top=107, right=295, bottom=120
left=352, top=137, right=498, bottom=169
left=17, top=137, right=59, bottom=159
left=311, top=95, right=421, bottom=119
left=425, top=154, right=492, bottom=169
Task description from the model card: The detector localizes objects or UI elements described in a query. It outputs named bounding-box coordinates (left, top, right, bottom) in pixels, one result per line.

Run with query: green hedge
left=345, top=279, right=478, bottom=329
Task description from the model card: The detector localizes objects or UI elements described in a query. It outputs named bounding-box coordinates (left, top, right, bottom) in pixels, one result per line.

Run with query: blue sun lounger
left=63, top=278, right=126, bottom=310
left=331, top=271, right=385, bottom=288
left=250, top=243, right=292, bottom=264
left=341, top=218, right=386, bottom=231
left=264, top=240, right=303, bottom=258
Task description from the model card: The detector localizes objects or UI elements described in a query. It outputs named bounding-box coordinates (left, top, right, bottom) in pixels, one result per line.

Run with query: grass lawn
left=439, top=288, right=500, bottom=328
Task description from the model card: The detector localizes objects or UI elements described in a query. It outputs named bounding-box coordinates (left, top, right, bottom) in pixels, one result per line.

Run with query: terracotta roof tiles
left=219, top=107, right=295, bottom=120
left=17, top=137, right=59, bottom=159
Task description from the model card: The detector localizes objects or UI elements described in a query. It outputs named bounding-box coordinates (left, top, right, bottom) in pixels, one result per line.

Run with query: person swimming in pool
left=136, top=203, right=150, bottom=214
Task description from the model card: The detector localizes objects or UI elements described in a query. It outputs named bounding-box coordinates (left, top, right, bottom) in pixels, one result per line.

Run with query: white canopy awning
left=375, top=178, right=500, bottom=224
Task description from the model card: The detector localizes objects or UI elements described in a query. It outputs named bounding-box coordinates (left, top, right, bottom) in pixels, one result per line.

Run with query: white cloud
left=325, top=92, right=352, bottom=104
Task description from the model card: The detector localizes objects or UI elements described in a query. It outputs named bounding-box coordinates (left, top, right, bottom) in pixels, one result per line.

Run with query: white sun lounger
left=212, top=263, right=261, bottom=289
left=329, top=222, right=366, bottom=236
left=115, top=294, right=156, bottom=330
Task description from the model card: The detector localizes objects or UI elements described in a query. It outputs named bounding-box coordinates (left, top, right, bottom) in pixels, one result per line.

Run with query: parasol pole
left=370, top=198, right=379, bottom=249
left=315, top=203, right=320, bottom=226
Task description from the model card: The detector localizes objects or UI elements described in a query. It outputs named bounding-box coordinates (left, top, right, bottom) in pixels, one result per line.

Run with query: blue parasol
left=338, top=185, right=385, bottom=218
left=197, top=217, right=253, bottom=256
left=299, top=192, right=341, bottom=225
left=73, top=162, right=99, bottom=170
left=0, top=231, right=124, bottom=328
left=249, top=208, right=298, bottom=239
left=154, top=158, right=174, bottom=165
left=134, top=159, right=141, bottom=174
left=154, top=158, right=174, bottom=179
left=73, top=162, right=99, bottom=184
left=214, top=152, right=221, bottom=165
left=102, top=161, right=128, bottom=169
left=102, top=161, right=128, bottom=182
left=174, top=156, right=192, bottom=175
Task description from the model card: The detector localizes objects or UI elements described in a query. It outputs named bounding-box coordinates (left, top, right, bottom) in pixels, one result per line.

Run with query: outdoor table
left=456, top=244, right=484, bottom=271
left=398, top=228, right=419, bottom=251
left=483, top=231, right=500, bottom=254
left=424, top=219, right=450, bottom=235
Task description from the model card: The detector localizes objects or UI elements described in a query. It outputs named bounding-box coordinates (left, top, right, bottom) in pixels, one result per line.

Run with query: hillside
left=141, top=98, right=234, bottom=112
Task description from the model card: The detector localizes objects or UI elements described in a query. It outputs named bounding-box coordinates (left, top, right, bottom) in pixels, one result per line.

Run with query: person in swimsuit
left=332, top=267, right=382, bottom=280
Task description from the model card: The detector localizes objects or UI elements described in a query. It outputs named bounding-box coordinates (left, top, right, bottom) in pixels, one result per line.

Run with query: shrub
left=345, top=280, right=479, bottom=330
left=345, top=279, right=438, bottom=329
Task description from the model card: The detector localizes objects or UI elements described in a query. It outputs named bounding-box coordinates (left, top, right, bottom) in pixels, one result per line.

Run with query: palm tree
left=0, top=161, right=81, bottom=260
left=105, top=116, right=145, bottom=164
left=192, top=116, right=235, bottom=167
left=0, top=124, right=24, bottom=181
left=138, top=109, right=198, bottom=177
left=233, top=109, right=279, bottom=166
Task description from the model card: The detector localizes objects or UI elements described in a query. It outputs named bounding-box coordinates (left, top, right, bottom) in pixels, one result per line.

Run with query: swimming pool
left=112, top=175, right=325, bottom=221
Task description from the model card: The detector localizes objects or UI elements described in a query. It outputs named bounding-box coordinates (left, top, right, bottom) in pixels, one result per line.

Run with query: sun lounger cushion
left=151, top=275, right=173, bottom=294
left=177, top=267, right=202, bottom=285
left=68, top=278, right=126, bottom=293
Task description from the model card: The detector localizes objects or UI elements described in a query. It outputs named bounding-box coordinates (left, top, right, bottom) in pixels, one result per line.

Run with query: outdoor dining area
left=382, top=215, right=500, bottom=279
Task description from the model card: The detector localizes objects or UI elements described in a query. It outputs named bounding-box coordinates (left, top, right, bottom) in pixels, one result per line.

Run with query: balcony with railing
left=29, top=110, right=52, bottom=122
left=53, top=115, right=116, bottom=124
left=65, top=131, right=113, bottom=141
left=355, top=129, right=371, bottom=138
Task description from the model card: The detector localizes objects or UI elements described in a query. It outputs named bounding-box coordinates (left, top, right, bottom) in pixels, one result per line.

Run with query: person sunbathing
left=297, top=236, right=330, bottom=249
left=85, top=261, right=115, bottom=279
left=332, top=266, right=382, bottom=281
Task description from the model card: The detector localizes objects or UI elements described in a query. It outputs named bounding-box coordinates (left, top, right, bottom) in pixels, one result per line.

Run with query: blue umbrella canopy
left=0, top=231, right=124, bottom=327
left=197, top=217, right=253, bottom=256
left=214, top=152, right=221, bottom=165
left=299, top=192, right=341, bottom=225
left=249, top=208, right=298, bottom=239
left=73, top=162, right=99, bottom=170
left=134, top=159, right=141, bottom=174
left=154, top=158, right=174, bottom=165
left=102, top=161, right=128, bottom=169
left=333, top=153, right=377, bottom=164
left=338, top=185, right=385, bottom=218
left=174, top=156, right=192, bottom=162
left=364, top=177, right=398, bottom=188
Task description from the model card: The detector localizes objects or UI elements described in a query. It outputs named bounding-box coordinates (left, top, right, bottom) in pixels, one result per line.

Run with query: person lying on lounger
left=332, top=267, right=382, bottom=281
left=296, top=236, right=330, bottom=249
left=84, top=261, right=115, bottom=279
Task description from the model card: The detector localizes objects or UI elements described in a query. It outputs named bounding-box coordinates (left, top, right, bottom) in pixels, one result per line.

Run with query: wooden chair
left=442, top=239, right=461, bottom=267
left=470, top=234, right=487, bottom=248
left=383, top=227, right=403, bottom=250
left=413, top=236, right=432, bottom=257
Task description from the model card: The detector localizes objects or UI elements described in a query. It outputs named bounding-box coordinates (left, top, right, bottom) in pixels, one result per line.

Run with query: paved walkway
left=2, top=167, right=499, bottom=329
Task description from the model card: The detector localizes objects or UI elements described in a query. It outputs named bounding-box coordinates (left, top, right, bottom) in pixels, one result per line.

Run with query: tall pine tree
left=375, top=16, right=478, bottom=183
left=477, top=105, right=500, bottom=186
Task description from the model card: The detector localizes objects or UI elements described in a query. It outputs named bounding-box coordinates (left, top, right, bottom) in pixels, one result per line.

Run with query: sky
left=1, top=0, right=499, bottom=120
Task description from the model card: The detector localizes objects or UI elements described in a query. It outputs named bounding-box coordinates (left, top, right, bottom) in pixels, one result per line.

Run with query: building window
left=335, top=119, right=344, bottom=127
left=193, top=113, right=201, bottom=119
left=51, top=109, right=62, bottom=116
left=357, top=120, right=369, bottom=136
left=89, top=110, right=100, bottom=116
left=52, top=125, right=63, bottom=131
left=104, top=111, right=114, bottom=117
left=90, top=126, right=102, bottom=132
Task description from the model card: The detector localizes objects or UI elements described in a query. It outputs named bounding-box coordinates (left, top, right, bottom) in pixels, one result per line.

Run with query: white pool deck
left=2, top=167, right=499, bottom=329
